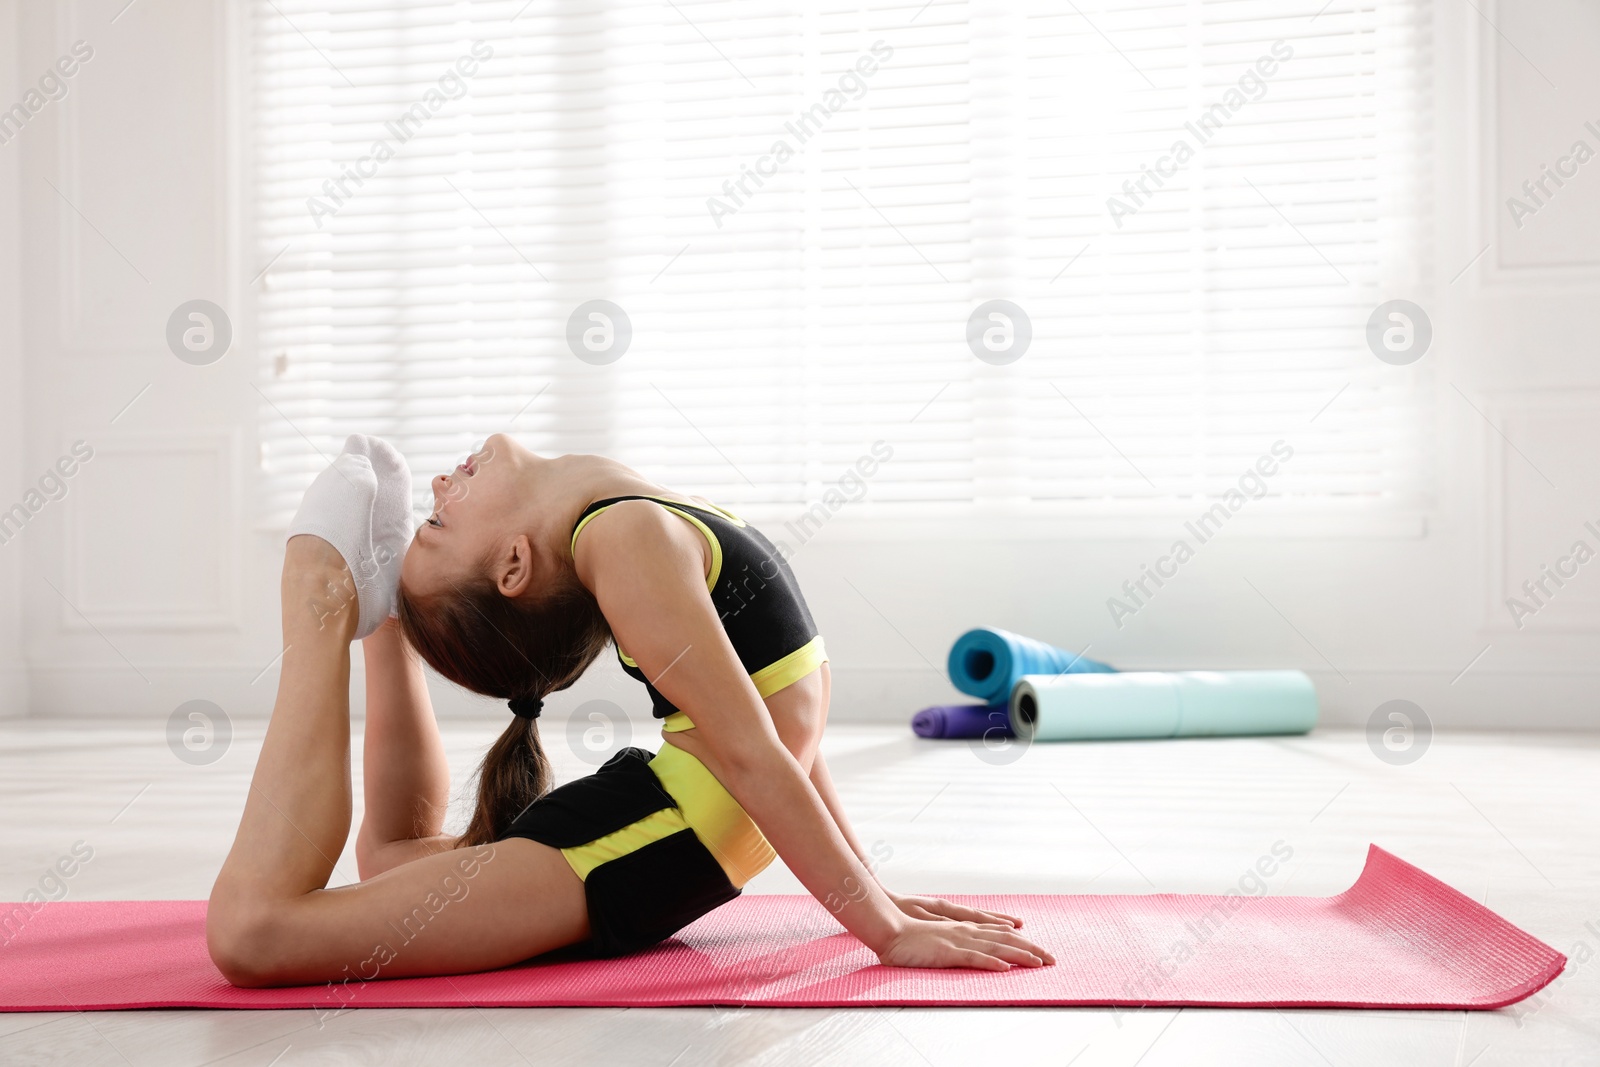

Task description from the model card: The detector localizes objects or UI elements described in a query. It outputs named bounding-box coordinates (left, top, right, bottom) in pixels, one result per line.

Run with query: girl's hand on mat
left=889, top=892, right=1024, bottom=930
left=877, top=917, right=1055, bottom=971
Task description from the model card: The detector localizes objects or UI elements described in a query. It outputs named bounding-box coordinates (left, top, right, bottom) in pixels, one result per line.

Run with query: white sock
left=286, top=435, right=410, bottom=639
left=360, top=434, right=415, bottom=624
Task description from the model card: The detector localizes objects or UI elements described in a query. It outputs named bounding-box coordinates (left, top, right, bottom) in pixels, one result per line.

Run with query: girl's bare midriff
left=663, top=661, right=830, bottom=787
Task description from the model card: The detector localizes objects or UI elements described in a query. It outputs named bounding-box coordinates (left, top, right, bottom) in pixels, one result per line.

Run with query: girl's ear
left=495, top=533, right=536, bottom=598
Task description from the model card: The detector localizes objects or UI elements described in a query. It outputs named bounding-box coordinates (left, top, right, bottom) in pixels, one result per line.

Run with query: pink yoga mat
left=0, top=846, right=1562, bottom=1012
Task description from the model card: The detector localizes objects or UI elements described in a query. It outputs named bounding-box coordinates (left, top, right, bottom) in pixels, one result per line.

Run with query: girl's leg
left=207, top=537, right=589, bottom=987
left=215, top=836, right=590, bottom=988
left=355, top=618, right=458, bottom=877
left=211, top=535, right=362, bottom=905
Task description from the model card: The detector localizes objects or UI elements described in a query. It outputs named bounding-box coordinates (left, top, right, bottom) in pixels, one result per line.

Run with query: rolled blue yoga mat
left=1008, top=670, right=1318, bottom=741
left=946, top=627, right=1115, bottom=704
left=911, top=704, right=1012, bottom=740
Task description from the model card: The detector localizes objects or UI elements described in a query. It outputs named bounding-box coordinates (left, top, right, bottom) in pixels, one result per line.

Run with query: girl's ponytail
left=458, top=713, right=551, bottom=847
left=397, top=574, right=611, bottom=846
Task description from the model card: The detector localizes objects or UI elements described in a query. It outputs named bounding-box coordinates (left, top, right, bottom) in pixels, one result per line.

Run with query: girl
left=207, top=434, right=1053, bottom=987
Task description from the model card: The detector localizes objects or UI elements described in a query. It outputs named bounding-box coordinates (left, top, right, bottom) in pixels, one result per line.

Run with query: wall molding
left=1472, top=0, right=1600, bottom=291
left=53, top=0, right=232, bottom=357
left=59, top=429, right=243, bottom=631
left=1481, top=388, right=1600, bottom=632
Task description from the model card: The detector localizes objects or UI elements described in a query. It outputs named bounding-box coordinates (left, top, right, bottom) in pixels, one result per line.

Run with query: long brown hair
left=396, top=571, right=611, bottom=847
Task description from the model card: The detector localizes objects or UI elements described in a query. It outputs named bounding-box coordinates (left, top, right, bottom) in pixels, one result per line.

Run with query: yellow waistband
left=558, top=745, right=776, bottom=889
left=648, top=742, right=775, bottom=888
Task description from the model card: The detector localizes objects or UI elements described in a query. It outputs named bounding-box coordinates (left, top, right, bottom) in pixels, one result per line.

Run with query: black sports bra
left=569, top=495, right=827, bottom=721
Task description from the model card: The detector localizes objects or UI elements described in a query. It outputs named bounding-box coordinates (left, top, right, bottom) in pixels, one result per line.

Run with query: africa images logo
left=1105, top=40, right=1293, bottom=228
left=305, top=42, right=494, bottom=228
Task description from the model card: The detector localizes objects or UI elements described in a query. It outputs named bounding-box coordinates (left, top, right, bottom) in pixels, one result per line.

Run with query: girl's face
left=401, top=433, right=530, bottom=598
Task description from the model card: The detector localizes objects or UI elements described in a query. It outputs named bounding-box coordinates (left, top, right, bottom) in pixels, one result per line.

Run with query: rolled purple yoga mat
left=911, top=704, right=1013, bottom=740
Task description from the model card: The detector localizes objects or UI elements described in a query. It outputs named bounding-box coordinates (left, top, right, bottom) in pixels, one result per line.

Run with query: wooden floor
left=1, top=719, right=1596, bottom=1066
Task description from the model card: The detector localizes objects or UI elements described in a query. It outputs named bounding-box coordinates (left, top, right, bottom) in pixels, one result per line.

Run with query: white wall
left=0, top=0, right=27, bottom=717
left=10, top=1, right=1600, bottom=733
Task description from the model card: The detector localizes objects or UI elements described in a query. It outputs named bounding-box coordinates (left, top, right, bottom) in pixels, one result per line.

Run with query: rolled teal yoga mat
left=947, top=627, right=1114, bottom=704
left=1009, top=670, right=1318, bottom=741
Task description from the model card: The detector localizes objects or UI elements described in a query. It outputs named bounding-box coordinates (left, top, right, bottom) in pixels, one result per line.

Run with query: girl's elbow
left=714, top=736, right=793, bottom=787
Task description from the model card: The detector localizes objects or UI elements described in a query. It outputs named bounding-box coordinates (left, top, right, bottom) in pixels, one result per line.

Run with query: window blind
left=250, top=0, right=1433, bottom=526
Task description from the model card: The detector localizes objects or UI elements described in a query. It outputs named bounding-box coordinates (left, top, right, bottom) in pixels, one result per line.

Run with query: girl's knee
left=206, top=895, right=289, bottom=988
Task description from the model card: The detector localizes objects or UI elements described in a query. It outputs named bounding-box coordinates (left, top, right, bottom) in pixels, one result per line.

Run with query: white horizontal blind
left=251, top=0, right=1433, bottom=525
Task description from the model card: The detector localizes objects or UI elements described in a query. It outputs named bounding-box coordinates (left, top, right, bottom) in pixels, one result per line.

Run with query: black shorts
left=500, top=745, right=772, bottom=958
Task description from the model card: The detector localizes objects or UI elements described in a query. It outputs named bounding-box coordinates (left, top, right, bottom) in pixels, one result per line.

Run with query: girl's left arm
left=807, top=751, right=1024, bottom=929
left=354, top=618, right=459, bottom=877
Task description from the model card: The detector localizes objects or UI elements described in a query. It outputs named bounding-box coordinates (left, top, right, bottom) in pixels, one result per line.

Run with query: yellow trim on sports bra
left=574, top=496, right=726, bottom=672
left=749, top=635, right=828, bottom=698
left=569, top=497, right=722, bottom=593
left=687, top=497, right=747, bottom=527
left=658, top=636, right=829, bottom=735
left=655, top=504, right=723, bottom=591
left=568, top=507, right=608, bottom=556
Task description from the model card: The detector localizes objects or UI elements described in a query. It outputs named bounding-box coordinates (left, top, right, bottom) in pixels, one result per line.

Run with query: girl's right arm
left=573, top=501, right=1054, bottom=971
